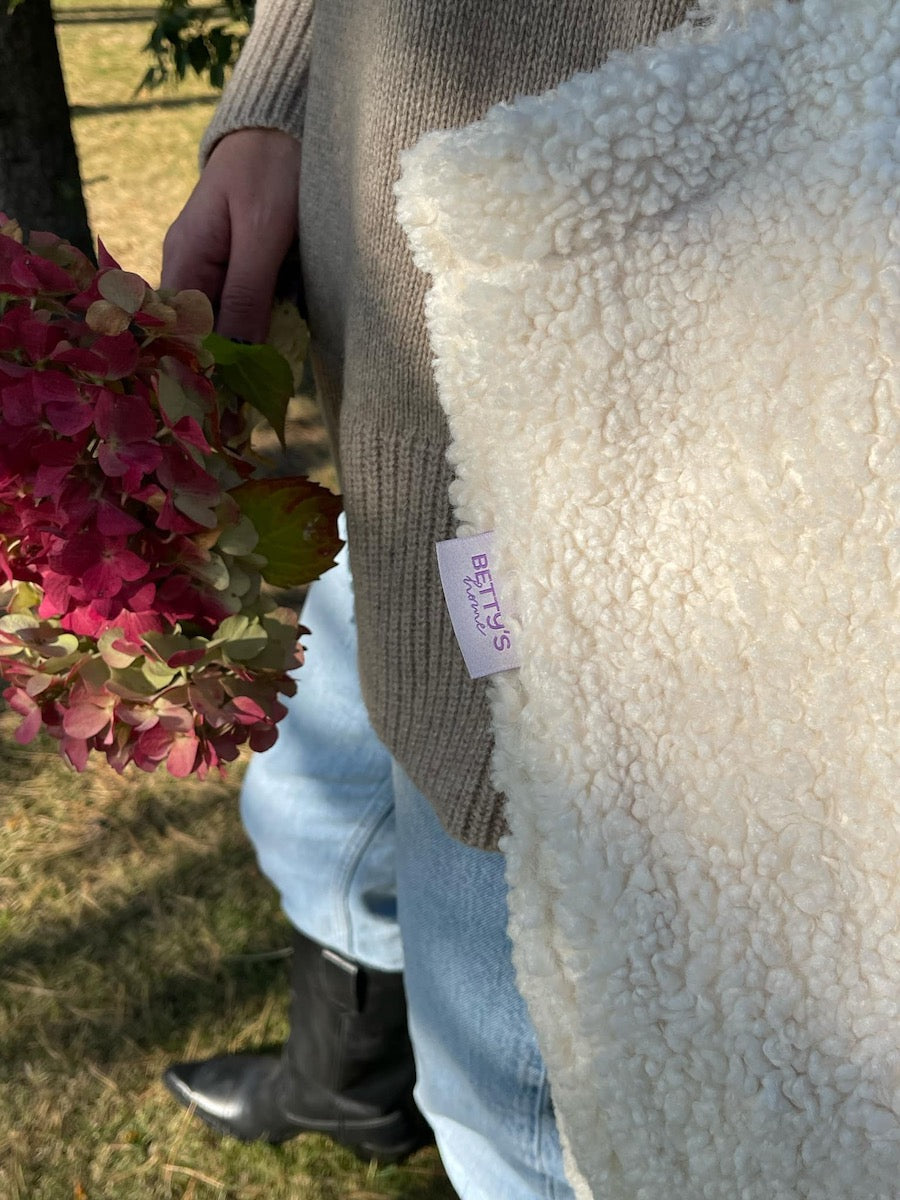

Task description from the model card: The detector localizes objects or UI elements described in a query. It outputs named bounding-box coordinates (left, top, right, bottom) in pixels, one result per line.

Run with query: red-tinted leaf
left=167, top=733, right=200, bottom=777
left=155, top=493, right=206, bottom=534
left=37, top=570, right=71, bottom=618
left=132, top=309, right=167, bottom=329
left=227, top=694, right=267, bottom=723
left=109, top=607, right=163, bottom=642
left=32, top=370, right=80, bottom=404
left=52, top=479, right=93, bottom=524
left=116, top=703, right=158, bottom=731
left=90, top=333, right=140, bottom=379
left=157, top=704, right=194, bottom=733
left=156, top=443, right=220, bottom=496
left=54, top=535, right=150, bottom=598
left=50, top=343, right=109, bottom=376
left=20, top=317, right=63, bottom=362
left=119, top=580, right=157, bottom=610
left=0, top=324, right=22, bottom=354
left=62, top=736, right=91, bottom=771
left=170, top=415, right=212, bottom=454
left=67, top=556, right=117, bottom=599
left=29, top=254, right=77, bottom=294
left=63, top=701, right=113, bottom=739
left=97, top=240, right=122, bottom=271
left=98, top=439, right=163, bottom=479
left=29, top=230, right=95, bottom=289
left=13, top=701, right=43, bottom=744
left=135, top=723, right=171, bottom=762
left=94, top=390, right=156, bottom=441
left=168, top=648, right=206, bottom=668
left=45, top=389, right=96, bottom=434
left=5, top=255, right=39, bottom=294
left=248, top=725, right=279, bottom=754
left=1, top=378, right=40, bottom=425
left=210, top=733, right=244, bottom=762
left=96, top=501, right=143, bottom=536
left=230, top=477, right=343, bottom=588
left=32, top=443, right=82, bottom=497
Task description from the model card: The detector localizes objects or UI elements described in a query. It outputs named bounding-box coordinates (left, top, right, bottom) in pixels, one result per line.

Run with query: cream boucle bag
left=397, top=0, right=899, bottom=1196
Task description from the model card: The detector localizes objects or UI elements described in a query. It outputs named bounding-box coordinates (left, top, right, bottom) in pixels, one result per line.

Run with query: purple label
left=435, top=531, right=520, bottom=679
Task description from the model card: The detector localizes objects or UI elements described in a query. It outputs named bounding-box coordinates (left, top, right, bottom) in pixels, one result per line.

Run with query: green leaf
left=44, top=633, right=79, bottom=659
left=204, top=333, right=293, bottom=446
left=204, top=454, right=244, bottom=491
left=4, top=581, right=41, bottom=614
left=250, top=607, right=302, bottom=669
left=223, top=561, right=253, bottom=597
left=0, top=613, right=39, bottom=635
left=79, top=657, right=112, bottom=690
left=225, top=623, right=268, bottom=661
left=208, top=613, right=268, bottom=661
left=40, top=648, right=82, bottom=674
left=189, top=551, right=231, bottom=591
left=173, top=490, right=220, bottom=528
left=229, top=477, right=343, bottom=589
left=98, top=270, right=147, bottom=314
left=156, top=369, right=206, bottom=425
left=142, top=657, right=179, bottom=688
left=107, top=662, right=170, bottom=698
left=98, top=629, right=138, bottom=670
left=141, top=630, right=190, bottom=661
left=45, top=633, right=80, bottom=659
left=211, top=614, right=251, bottom=643
left=216, top=514, right=259, bottom=556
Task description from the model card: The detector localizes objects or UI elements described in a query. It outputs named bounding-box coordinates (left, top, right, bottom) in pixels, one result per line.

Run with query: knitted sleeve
left=199, top=0, right=315, bottom=164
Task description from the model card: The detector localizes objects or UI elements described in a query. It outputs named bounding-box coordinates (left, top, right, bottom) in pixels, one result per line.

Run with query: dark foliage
left=141, top=0, right=254, bottom=91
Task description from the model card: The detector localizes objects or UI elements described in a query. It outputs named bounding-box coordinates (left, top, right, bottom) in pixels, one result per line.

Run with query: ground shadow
left=56, top=4, right=217, bottom=23
left=71, top=94, right=218, bottom=117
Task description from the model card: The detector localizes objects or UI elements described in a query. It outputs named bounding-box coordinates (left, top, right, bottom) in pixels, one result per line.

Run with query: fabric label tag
left=435, top=531, right=520, bottom=679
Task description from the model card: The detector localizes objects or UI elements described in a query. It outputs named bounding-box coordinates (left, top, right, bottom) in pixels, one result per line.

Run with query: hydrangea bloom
left=0, top=216, right=342, bottom=778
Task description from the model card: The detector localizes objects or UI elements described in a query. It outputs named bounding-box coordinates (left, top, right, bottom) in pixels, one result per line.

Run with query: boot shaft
left=284, top=930, right=417, bottom=1107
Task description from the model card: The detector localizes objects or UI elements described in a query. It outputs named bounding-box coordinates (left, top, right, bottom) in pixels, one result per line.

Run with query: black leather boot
left=162, top=930, right=431, bottom=1162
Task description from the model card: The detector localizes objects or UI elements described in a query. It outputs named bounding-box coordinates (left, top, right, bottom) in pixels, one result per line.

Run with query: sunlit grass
left=56, top=0, right=217, bottom=283
left=0, top=711, right=452, bottom=1198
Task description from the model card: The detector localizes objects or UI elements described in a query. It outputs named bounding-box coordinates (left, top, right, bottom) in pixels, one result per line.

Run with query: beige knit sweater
left=202, top=0, right=688, bottom=850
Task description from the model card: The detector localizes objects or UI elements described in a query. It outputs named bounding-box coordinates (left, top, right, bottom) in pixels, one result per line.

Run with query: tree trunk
left=0, top=0, right=92, bottom=256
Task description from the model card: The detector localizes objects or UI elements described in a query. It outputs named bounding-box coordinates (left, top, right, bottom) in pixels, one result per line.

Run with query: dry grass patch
left=0, top=708, right=453, bottom=1199
left=56, top=0, right=218, bottom=282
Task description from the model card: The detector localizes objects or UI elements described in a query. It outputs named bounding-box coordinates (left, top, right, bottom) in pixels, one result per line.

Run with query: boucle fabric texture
left=397, top=0, right=900, bottom=1194
left=200, top=0, right=689, bottom=850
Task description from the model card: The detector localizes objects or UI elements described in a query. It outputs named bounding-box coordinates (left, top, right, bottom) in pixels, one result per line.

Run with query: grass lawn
left=0, top=5, right=456, bottom=1198
left=0, top=716, right=453, bottom=1199
left=55, top=0, right=218, bottom=284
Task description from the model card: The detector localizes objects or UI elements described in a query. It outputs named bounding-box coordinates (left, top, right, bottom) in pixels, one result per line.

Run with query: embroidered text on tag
left=435, top=531, right=520, bottom=679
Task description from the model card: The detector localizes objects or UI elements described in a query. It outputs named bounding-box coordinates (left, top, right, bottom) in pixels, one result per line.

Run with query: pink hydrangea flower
left=0, top=217, right=341, bottom=780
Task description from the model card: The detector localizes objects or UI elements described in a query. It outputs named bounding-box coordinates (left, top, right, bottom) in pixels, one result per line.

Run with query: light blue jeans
left=241, top=535, right=572, bottom=1200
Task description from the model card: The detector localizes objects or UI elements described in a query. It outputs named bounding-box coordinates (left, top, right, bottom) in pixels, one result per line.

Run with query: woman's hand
left=161, top=128, right=302, bottom=342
